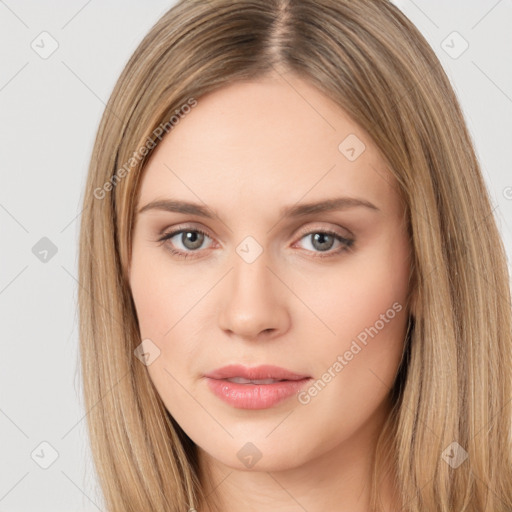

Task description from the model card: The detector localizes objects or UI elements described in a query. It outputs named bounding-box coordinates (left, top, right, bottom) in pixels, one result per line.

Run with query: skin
left=129, top=70, right=412, bottom=512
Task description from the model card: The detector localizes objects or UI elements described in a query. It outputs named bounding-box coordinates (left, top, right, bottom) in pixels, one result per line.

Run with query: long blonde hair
left=78, top=1, right=512, bottom=510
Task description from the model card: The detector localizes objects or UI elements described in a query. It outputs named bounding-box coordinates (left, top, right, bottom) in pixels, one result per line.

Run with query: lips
left=203, top=364, right=312, bottom=409
left=204, top=364, right=309, bottom=382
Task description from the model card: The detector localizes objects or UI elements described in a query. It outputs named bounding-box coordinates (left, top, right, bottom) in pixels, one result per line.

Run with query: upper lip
left=204, top=364, right=310, bottom=381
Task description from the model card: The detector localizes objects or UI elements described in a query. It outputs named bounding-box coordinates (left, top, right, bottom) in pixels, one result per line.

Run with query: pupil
left=313, top=233, right=333, bottom=251
left=183, top=231, right=203, bottom=249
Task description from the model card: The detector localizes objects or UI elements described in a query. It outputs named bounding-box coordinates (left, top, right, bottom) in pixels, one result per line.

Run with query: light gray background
left=1, top=1, right=511, bottom=511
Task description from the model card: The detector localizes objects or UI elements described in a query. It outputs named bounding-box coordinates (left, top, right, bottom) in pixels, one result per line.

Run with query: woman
left=78, top=1, right=512, bottom=511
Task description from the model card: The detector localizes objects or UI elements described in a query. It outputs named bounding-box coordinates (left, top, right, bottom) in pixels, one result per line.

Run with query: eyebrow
left=137, top=196, right=380, bottom=219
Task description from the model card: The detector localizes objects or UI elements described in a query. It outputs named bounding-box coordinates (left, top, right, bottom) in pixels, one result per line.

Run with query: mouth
left=203, top=364, right=312, bottom=409
left=204, top=364, right=310, bottom=381
left=222, top=377, right=289, bottom=384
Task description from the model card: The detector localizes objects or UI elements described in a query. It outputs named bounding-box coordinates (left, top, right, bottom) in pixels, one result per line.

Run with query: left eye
left=295, top=231, right=354, bottom=256
left=158, top=228, right=354, bottom=259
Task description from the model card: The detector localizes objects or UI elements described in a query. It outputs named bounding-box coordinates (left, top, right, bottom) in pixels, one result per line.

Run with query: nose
left=217, top=249, right=290, bottom=341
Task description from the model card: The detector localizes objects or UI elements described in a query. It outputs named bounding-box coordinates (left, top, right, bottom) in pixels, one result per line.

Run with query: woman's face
left=129, top=72, right=411, bottom=473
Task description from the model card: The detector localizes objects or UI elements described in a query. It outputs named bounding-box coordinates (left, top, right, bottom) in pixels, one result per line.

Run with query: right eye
left=158, top=227, right=215, bottom=259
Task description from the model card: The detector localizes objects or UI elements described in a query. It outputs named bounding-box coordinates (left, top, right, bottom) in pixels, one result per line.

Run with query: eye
left=158, top=227, right=213, bottom=259
left=294, top=229, right=354, bottom=258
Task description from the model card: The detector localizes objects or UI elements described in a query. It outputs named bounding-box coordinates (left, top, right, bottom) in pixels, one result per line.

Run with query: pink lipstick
left=204, top=364, right=311, bottom=409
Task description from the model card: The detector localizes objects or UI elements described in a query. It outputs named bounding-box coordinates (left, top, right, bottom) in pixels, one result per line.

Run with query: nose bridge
left=217, top=240, right=288, bottom=339
left=232, top=243, right=271, bottom=300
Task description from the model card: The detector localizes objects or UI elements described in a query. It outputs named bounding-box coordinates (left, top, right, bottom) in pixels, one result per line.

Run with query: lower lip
left=205, top=377, right=311, bottom=409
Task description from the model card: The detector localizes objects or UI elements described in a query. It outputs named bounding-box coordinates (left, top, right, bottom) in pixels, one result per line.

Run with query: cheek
left=294, top=259, right=409, bottom=451
left=129, top=250, right=199, bottom=415
left=129, top=246, right=211, bottom=408
left=300, top=232, right=410, bottom=389
left=300, top=236, right=409, bottom=344
left=129, top=246, right=199, bottom=339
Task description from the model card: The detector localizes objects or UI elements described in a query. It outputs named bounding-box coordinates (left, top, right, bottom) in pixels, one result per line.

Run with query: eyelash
left=157, top=225, right=355, bottom=260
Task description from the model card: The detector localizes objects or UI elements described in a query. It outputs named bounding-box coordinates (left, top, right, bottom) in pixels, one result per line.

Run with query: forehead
left=137, top=73, right=400, bottom=218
